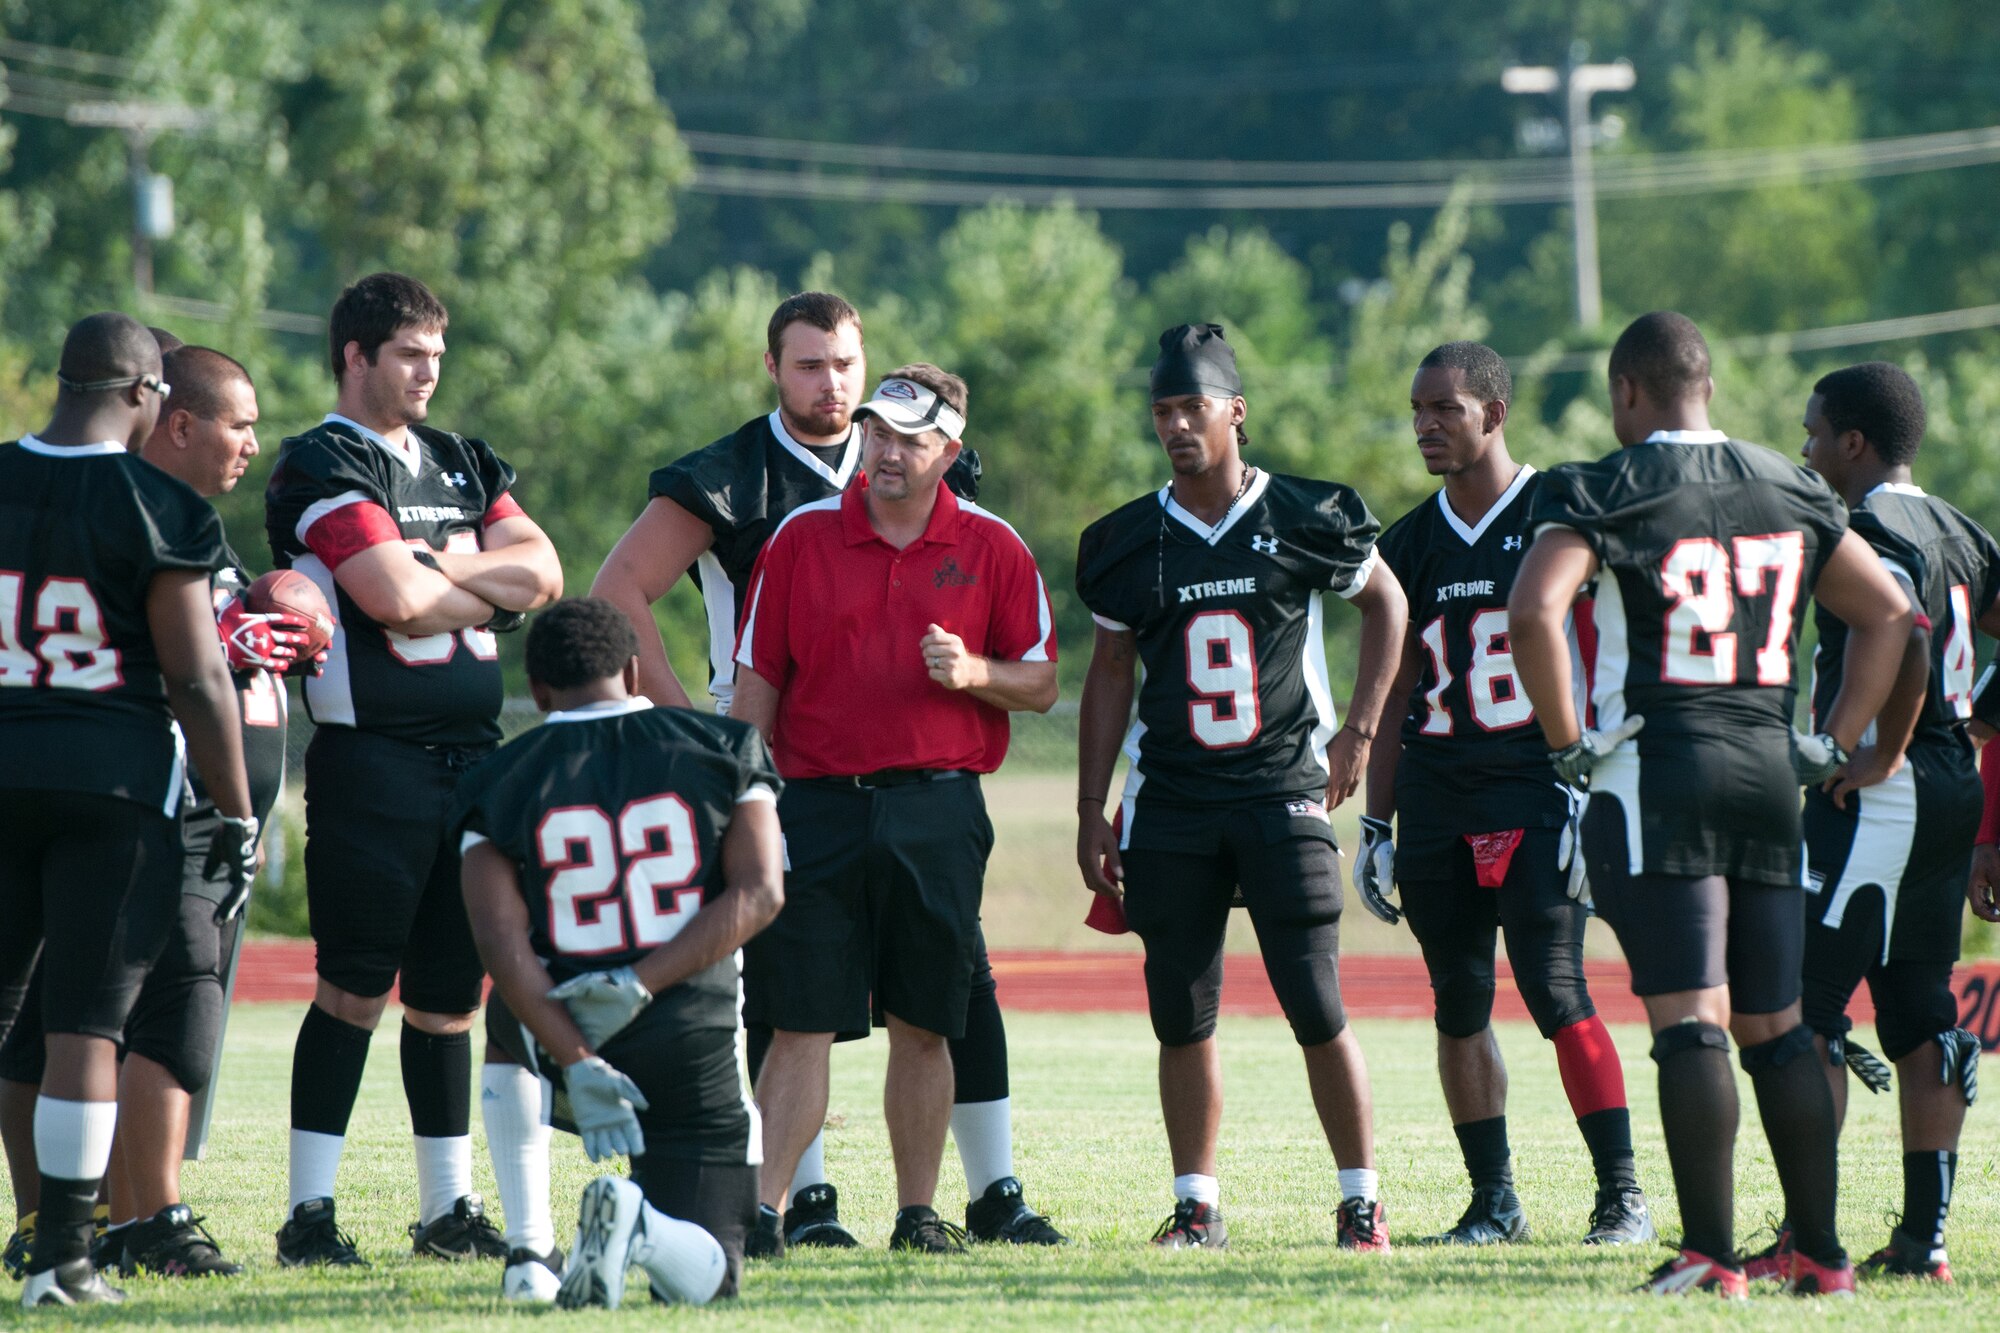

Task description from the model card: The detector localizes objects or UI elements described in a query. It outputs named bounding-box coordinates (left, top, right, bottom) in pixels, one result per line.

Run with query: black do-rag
left=1151, top=323, right=1242, bottom=401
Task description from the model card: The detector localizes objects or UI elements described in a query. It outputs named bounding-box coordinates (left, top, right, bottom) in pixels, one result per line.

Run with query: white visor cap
left=853, top=377, right=967, bottom=440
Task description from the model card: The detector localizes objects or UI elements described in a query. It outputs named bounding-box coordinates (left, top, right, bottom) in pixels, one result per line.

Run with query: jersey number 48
left=0, top=571, right=120, bottom=691
left=536, top=796, right=702, bottom=957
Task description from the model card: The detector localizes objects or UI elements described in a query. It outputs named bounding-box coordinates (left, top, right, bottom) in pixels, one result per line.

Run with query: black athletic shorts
left=1582, top=793, right=1804, bottom=1015
left=0, top=789, right=182, bottom=1043
left=1398, top=825, right=1594, bottom=1039
left=744, top=773, right=992, bottom=1040
left=303, top=727, right=490, bottom=1014
left=1802, top=743, right=1980, bottom=966
left=1120, top=797, right=1347, bottom=1047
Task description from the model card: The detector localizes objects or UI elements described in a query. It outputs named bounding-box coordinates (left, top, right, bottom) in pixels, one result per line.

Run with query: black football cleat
left=1151, top=1198, right=1227, bottom=1250
left=744, top=1204, right=783, bottom=1260
left=124, top=1205, right=242, bottom=1277
left=966, top=1177, right=1068, bottom=1245
left=1423, top=1185, right=1528, bottom=1246
left=19, top=1258, right=125, bottom=1308
left=1, top=1211, right=32, bottom=1280
left=1336, top=1196, right=1392, bottom=1252
left=1581, top=1186, right=1655, bottom=1245
left=409, top=1193, right=508, bottom=1260
left=888, top=1205, right=967, bottom=1254
left=783, top=1184, right=858, bottom=1248
left=88, top=1224, right=129, bottom=1276
left=276, top=1197, right=370, bottom=1268
left=1858, top=1226, right=1952, bottom=1283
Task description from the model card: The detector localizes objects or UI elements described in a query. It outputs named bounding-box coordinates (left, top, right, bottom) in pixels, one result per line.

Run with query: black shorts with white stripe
left=1802, top=741, right=1981, bottom=965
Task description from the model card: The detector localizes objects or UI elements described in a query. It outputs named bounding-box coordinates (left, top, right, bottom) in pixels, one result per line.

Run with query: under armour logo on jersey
left=1503, top=535, right=1524, bottom=550
left=443, top=471, right=468, bottom=488
left=1250, top=534, right=1279, bottom=554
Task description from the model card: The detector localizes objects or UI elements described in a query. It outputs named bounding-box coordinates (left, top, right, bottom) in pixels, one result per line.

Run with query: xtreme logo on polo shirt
left=734, top=476, right=1055, bottom=779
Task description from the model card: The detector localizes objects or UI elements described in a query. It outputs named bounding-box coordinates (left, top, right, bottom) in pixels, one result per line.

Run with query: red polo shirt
left=735, top=477, right=1055, bottom=778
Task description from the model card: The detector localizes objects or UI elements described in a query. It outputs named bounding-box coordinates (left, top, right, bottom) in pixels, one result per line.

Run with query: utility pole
left=1503, top=44, right=1635, bottom=329
left=65, top=99, right=207, bottom=294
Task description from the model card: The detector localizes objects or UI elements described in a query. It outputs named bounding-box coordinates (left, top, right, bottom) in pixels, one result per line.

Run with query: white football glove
left=1548, top=714, right=1645, bottom=787
left=1790, top=730, right=1849, bottom=786
left=548, top=966, right=653, bottom=1049
left=563, top=1056, right=649, bottom=1163
left=1354, top=816, right=1400, bottom=925
left=1557, top=789, right=1591, bottom=906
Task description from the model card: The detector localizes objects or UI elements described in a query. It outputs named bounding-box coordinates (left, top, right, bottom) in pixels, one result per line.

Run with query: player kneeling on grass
left=452, top=598, right=784, bottom=1307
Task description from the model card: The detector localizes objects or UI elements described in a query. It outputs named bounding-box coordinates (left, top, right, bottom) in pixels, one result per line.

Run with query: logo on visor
left=880, top=380, right=920, bottom=401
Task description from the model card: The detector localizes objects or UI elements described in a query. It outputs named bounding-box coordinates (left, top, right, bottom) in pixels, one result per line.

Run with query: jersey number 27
left=1660, top=534, right=1804, bottom=686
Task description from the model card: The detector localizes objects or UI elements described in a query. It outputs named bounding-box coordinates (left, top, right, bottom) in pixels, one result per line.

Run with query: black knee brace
left=1432, top=973, right=1496, bottom=1040
left=1738, top=1023, right=1815, bottom=1074
left=1650, top=1020, right=1730, bottom=1064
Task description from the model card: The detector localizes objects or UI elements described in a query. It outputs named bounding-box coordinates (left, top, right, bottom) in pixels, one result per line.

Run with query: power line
left=1519, top=303, right=2000, bottom=375
left=687, top=124, right=2000, bottom=210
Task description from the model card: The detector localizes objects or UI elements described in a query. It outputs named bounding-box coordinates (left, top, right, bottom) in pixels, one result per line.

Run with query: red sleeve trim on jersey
left=482, top=493, right=526, bottom=528
left=300, top=494, right=403, bottom=570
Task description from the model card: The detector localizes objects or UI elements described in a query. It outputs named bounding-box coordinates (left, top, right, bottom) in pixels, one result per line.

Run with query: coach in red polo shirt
left=731, top=363, right=1057, bottom=1254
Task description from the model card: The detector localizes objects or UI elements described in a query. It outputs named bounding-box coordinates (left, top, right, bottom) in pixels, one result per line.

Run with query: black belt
left=805, top=768, right=976, bottom=789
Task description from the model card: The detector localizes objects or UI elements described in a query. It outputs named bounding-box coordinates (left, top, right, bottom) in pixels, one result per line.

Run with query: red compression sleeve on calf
left=1980, top=742, right=2000, bottom=846
left=1553, top=1015, right=1627, bottom=1118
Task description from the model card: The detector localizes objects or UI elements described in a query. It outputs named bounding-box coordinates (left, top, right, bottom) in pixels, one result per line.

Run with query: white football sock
left=951, top=1097, right=1015, bottom=1196
left=1173, top=1173, right=1220, bottom=1206
left=788, top=1127, right=828, bottom=1200
left=289, top=1129, right=346, bottom=1210
left=414, top=1134, right=473, bottom=1226
left=481, top=1063, right=554, bottom=1253
left=33, top=1098, right=117, bottom=1180
left=633, top=1200, right=727, bottom=1306
left=1338, top=1168, right=1379, bottom=1204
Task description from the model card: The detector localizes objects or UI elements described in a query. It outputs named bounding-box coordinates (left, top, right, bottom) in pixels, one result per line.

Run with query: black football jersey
left=1076, top=471, right=1380, bottom=812
left=0, top=437, right=228, bottom=811
left=265, top=417, right=517, bottom=745
left=1530, top=431, right=1849, bottom=880
left=648, top=413, right=861, bottom=711
left=449, top=700, right=781, bottom=1030
left=1378, top=467, right=1578, bottom=834
left=1812, top=483, right=2000, bottom=756
left=181, top=544, right=289, bottom=836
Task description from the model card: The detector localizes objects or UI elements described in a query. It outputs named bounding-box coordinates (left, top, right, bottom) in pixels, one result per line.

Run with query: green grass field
left=4, top=1004, right=1991, bottom=1328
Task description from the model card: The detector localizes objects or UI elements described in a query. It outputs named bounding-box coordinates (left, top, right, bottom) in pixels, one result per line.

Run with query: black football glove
left=205, top=814, right=261, bottom=924
left=1548, top=715, right=1645, bottom=787
left=484, top=608, right=528, bottom=633
left=1790, top=730, right=1849, bottom=786
left=1354, top=816, right=1399, bottom=925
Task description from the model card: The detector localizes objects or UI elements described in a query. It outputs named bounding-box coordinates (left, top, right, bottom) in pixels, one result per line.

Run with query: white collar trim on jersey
left=770, top=410, right=860, bottom=489
left=545, top=696, right=655, bottom=725
left=17, top=434, right=126, bottom=458
left=1159, top=468, right=1274, bottom=545
left=1436, top=463, right=1537, bottom=546
left=1864, top=481, right=1927, bottom=499
left=324, top=413, right=421, bottom=479
left=1643, top=428, right=1729, bottom=445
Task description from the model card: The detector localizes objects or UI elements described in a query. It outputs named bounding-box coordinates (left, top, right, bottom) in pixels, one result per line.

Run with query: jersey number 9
left=1185, top=610, right=1261, bottom=748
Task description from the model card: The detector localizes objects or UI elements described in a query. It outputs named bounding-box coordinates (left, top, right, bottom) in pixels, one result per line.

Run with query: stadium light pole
left=1504, top=51, right=1636, bottom=329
